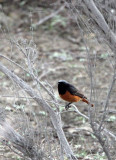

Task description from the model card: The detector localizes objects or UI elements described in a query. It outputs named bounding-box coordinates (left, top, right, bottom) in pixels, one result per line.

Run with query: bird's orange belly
left=60, top=91, right=82, bottom=102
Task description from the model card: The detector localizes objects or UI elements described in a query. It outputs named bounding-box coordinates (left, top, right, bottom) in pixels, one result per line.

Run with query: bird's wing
left=68, top=84, right=87, bottom=99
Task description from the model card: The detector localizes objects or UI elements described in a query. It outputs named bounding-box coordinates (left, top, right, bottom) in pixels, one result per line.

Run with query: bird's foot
left=65, top=103, right=72, bottom=110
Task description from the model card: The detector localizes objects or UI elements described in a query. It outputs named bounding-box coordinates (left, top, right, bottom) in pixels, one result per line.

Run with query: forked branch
left=0, top=62, right=77, bottom=160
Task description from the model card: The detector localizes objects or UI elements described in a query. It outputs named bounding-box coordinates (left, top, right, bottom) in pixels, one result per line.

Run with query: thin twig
left=0, top=62, right=77, bottom=160
left=0, top=54, right=29, bottom=74
left=33, top=5, right=65, bottom=27
left=68, top=104, right=116, bottom=140
left=98, top=72, right=116, bottom=131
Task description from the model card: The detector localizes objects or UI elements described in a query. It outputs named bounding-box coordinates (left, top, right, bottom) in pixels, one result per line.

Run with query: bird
left=58, top=80, right=94, bottom=109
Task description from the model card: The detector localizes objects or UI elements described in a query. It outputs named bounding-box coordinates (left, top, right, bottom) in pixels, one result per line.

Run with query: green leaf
left=50, top=51, right=73, bottom=61
left=13, top=104, right=25, bottom=110
left=79, top=58, right=85, bottom=62
left=51, top=15, right=67, bottom=27
left=107, top=115, right=116, bottom=122
left=100, top=53, right=108, bottom=58
left=39, top=111, right=46, bottom=116
left=5, top=106, right=12, bottom=111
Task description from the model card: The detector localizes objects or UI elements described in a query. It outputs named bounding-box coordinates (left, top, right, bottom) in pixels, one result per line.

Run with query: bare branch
left=83, top=0, right=116, bottom=52
left=66, top=0, right=116, bottom=53
left=0, top=61, right=77, bottom=160
left=65, top=1, right=116, bottom=159
left=99, top=71, right=116, bottom=131
left=33, top=5, right=65, bottom=27
left=0, top=108, right=44, bottom=160
left=0, top=54, right=29, bottom=74
left=71, top=104, right=116, bottom=140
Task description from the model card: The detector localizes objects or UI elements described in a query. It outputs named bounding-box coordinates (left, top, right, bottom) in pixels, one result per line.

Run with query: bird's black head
left=58, top=80, right=69, bottom=94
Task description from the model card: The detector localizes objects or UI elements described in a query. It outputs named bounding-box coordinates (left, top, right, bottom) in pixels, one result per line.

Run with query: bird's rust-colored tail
left=82, top=98, right=94, bottom=107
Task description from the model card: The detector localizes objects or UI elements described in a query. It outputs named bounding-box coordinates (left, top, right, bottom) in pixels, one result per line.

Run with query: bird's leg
left=65, top=102, right=72, bottom=110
